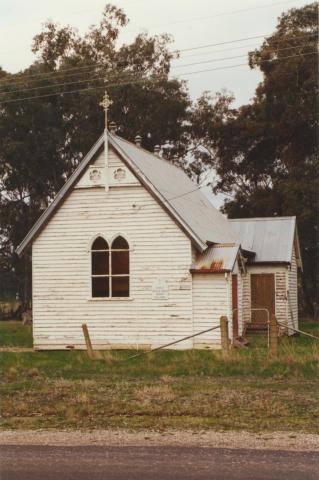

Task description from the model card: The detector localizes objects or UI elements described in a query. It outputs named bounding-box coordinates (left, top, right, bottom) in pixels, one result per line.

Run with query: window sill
left=88, top=297, right=134, bottom=302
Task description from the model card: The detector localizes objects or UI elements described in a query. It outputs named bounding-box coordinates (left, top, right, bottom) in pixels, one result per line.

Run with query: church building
left=17, top=98, right=302, bottom=350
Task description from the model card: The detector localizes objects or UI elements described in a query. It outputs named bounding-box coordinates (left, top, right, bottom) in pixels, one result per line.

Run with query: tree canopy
left=190, top=2, right=318, bottom=309
left=0, top=4, right=190, bottom=303
left=0, top=2, right=318, bottom=311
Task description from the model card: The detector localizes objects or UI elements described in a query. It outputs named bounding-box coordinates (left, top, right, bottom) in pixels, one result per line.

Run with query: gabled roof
left=110, top=134, right=237, bottom=247
left=17, top=132, right=237, bottom=255
left=190, top=244, right=240, bottom=273
left=229, top=217, right=301, bottom=265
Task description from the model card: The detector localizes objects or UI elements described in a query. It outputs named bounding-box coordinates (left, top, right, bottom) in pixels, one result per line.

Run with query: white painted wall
left=32, top=147, right=195, bottom=350
left=231, top=261, right=243, bottom=337
left=287, top=245, right=298, bottom=331
left=241, top=264, right=290, bottom=329
left=192, top=273, right=228, bottom=348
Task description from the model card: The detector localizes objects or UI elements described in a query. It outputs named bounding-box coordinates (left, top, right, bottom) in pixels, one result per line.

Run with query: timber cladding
left=32, top=149, right=195, bottom=350
left=241, top=266, right=289, bottom=326
left=251, top=273, right=275, bottom=325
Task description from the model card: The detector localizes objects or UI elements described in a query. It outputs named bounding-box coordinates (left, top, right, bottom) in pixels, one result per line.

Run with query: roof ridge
left=109, top=132, right=191, bottom=175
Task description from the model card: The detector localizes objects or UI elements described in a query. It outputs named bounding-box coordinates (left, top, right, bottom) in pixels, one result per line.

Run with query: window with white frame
left=91, top=236, right=129, bottom=298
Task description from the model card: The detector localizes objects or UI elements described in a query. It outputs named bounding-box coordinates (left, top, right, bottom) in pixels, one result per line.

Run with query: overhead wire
left=0, top=49, right=317, bottom=102
left=0, top=50, right=316, bottom=104
left=1, top=38, right=315, bottom=94
left=0, top=0, right=303, bottom=57
left=0, top=53, right=316, bottom=106
left=0, top=31, right=316, bottom=89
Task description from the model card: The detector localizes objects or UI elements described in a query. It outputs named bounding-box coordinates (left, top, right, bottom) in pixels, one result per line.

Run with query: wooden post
left=82, top=323, right=95, bottom=358
left=220, top=316, right=230, bottom=356
left=269, top=315, right=278, bottom=357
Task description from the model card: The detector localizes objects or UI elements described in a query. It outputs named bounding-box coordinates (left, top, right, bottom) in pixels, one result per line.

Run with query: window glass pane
left=112, top=251, right=129, bottom=275
left=112, top=276, right=129, bottom=297
left=92, top=251, right=109, bottom=275
left=92, top=237, right=109, bottom=250
left=92, top=277, right=109, bottom=297
left=112, top=236, right=129, bottom=250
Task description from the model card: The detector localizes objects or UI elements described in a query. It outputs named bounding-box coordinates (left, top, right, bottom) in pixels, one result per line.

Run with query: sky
left=0, top=0, right=308, bottom=105
left=0, top=0, right=308, bottom=207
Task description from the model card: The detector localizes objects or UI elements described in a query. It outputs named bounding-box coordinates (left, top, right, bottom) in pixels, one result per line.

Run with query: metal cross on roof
left=100, top=92, right=113, bottom=111
left=99, top=91, right=113, bottom=129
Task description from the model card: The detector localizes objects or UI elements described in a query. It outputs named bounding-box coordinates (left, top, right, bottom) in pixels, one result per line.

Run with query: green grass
left=0, top=320, right=318, bottom=432
left=0, top=321, right=32, bottom=347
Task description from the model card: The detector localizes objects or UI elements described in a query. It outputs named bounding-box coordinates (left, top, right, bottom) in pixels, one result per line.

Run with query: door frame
left=250, top=273, right=276, bottom=325
left=232, top=274, right=239, bottom=338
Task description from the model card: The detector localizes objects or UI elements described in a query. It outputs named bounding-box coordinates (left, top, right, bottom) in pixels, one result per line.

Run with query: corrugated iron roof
left=191, top=244, right=240, bottom=272
left=110, top=134, right=237, bottom=247
left=229, top=217, right=296, bottom=263
left=17, top=132, right=237, bottom=255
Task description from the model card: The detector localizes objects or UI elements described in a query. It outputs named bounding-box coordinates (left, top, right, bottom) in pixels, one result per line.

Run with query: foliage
left=0, top=3, right=317, bottom=311
left=0, top=5, right=190, bottom=304
left=191, top=3, right=318, bottom=310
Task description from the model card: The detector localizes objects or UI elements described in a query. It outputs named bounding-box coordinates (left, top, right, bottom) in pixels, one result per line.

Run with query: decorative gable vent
left=89, top=168, right=102, bottom=183
left=114, top=168, right=126, bottom=181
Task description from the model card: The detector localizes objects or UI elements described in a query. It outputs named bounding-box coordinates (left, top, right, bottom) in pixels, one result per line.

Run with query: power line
left=0, top=50, right=316, bottom=106
left=140, top=0, right=299, bottom=29
left=175, top=37, right=317, bottom=59
left=0, top=50, right=316, bottom=101
left=0, top=53, right=268, bottom=96
left=2, top=37, right=315, bottom=93
left=0, top=0, right=303, bottom=57
left=177, top=32, right=316, bottom=53
left=0, top=43, right=316, bottom=98
left=0, top=31, right=315, bottom=88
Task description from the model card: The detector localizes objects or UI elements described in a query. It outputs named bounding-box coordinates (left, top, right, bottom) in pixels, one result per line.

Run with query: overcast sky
left=1, top=0, right=307, bottom=105
left=0, top=0, right=308, bottom=208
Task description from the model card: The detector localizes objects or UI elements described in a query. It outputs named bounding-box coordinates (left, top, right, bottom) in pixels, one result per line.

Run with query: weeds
left=0, top=320, right=318, bottom=432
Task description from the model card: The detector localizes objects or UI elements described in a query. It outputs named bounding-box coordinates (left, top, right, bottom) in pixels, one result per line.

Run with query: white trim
left=90, top=233, right=130, bottom=299
left=88, top=297, right=134, bottom=302
left=109, top=233, right=131, bottom=248
left=87, top=233, right=109, bottom=251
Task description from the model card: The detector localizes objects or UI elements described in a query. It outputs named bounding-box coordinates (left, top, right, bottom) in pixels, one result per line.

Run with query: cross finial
left=99, top=91, right=113, bottom=129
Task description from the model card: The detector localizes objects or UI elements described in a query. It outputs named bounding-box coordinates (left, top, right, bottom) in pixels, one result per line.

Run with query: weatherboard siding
left=192, top=274, right=229, bottom=348
left=241, top=265, right=289, bottom=327
left=287, top=246, right=298, bottom=331
left=232, top=262, right=243, bottom=337
left=32, top=149, right=195, bottom=350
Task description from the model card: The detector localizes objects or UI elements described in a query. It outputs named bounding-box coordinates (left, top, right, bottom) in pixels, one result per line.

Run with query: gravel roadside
left=0, top=430, right=318, bottom=451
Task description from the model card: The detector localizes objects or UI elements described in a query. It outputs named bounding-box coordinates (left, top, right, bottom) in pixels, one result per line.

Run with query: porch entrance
left=250, top=273, right=275, bottom=331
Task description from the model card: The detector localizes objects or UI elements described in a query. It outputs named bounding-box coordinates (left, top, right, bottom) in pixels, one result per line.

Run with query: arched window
left=91, top=237, right=109, bottom=298
left=91, top=235, right=129, bottom=298
left=111, top=236, right=129, bottom=297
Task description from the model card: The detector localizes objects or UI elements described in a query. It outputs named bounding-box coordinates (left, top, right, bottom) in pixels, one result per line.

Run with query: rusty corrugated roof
left=191, top=244, right=240, bottom=273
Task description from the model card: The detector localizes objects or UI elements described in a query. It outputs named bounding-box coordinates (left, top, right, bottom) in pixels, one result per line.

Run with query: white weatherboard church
left=18, top=96, right=302, bottom=350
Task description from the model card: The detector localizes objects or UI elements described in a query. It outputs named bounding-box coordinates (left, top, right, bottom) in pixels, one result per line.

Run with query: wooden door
left=251, top=274, right=275, bottom=325
left=232, top=274, right=239, bottom=337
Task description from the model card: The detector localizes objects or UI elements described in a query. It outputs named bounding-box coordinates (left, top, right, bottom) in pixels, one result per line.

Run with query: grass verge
left=0, top=321, right=318, bottom=432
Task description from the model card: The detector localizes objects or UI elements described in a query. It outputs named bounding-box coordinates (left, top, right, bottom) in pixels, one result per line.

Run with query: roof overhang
left=16, top=135, right=104, bottom=256
left=109, top=135, right=207, bottom=252
left=16, top=133, right=208, bottom=256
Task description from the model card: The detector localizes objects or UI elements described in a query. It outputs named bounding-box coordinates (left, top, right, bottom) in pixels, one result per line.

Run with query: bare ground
left=1, top=429, right=318, bottom=451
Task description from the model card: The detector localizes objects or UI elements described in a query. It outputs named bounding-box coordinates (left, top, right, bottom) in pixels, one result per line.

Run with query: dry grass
left=1, top=320, right=318, bottom=432
left=135, top=385, right=176, bottom=404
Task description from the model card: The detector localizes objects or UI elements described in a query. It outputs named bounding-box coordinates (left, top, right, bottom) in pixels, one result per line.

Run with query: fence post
left=269, top=315, right=278, bottom=357
left=220, top=316, right=230, bottom=356
left=82, top=323, right=95, bottom=358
